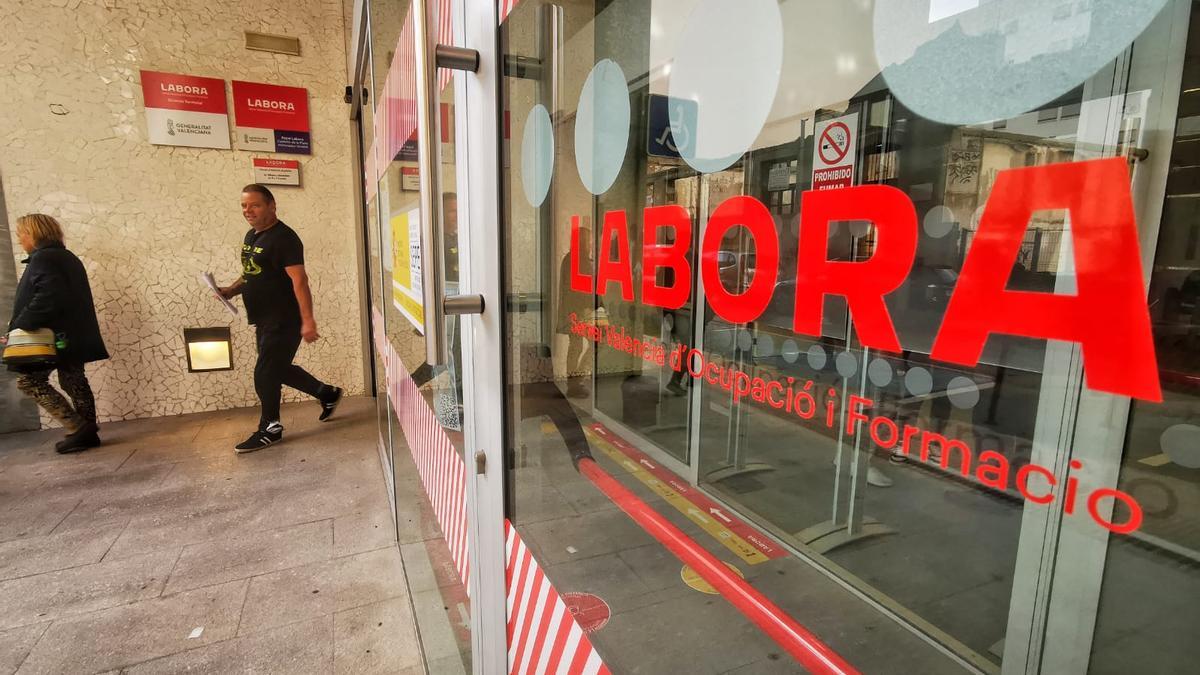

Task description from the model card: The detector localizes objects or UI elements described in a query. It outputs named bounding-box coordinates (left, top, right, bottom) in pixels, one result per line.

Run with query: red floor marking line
left=577, top=458, right=859, bottom=675
left=589, top=423, right=786, bottom=560
left=505, top=521, right=609, bottom=674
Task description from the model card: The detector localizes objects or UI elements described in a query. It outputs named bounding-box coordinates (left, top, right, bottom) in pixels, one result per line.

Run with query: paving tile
left=164, top=519, right=334, bottom=595
left=333, top=598, right=422, bottom=675
left=332, top=511, right=396, bottom=558
left=239, top=547, right=406, bottom=636
left=0, top=548, right=176, bottom=631
left=0, top=494, right=80, bottom=544
left=103, top=498, right=266, bottom=561
left=124, top=615, right=333, bottom=674
left=0, top=623, right=49, bottom=674
left=0, top=520, right=126, bottom=581
left=16, top=579, right=247, bottom=674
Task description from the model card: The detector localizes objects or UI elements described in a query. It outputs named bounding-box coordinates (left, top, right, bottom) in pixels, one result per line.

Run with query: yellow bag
left=2, top=328, right=58, bottom=366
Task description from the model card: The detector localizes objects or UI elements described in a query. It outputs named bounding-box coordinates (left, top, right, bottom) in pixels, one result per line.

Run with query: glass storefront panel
left=500, top=1, right=1195, bottom=673
left=363, top=0, right=473, bottom=670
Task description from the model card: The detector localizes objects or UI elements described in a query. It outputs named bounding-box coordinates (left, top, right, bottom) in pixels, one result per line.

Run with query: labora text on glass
left=566, top=158, right=1158, bottom=535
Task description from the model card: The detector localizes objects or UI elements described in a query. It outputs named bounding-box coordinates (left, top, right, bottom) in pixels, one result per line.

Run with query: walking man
left=219, top=184, right=342, bottom=452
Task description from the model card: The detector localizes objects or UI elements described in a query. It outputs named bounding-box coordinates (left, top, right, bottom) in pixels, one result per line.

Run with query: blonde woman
left=8, top=214, right=108, bottom=453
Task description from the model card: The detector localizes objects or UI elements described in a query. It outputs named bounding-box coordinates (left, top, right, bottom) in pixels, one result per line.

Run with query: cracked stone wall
left=0, top=0, right=365, bottom=424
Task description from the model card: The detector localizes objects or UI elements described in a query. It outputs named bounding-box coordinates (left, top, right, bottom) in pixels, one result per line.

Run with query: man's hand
left=301, top=318, right=320, bottom=343
left=218, top=278, right=244, bottom=299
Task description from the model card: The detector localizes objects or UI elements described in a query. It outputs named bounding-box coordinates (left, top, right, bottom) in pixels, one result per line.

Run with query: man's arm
left=285, top=265, right=319, bottom=343
left=218, top=277, right=246, bottom=298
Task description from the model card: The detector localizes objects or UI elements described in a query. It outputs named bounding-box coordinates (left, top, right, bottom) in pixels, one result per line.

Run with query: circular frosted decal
left=847, top=220, right=871, bottom=238
left=575, top=59, right=630, bottom=195
left=947, top=376, right=980, bottom=409
left=708, top=327, right=732, bottom=350
left=755, top=333, right=775, bottom=357
left=868, top=358, right=894, bottom=388
left=781, top=339, right=801, bottom=363
left=905, top=367, right=933, bottom=397
left=874, top=0, right=1171, bottom=125
left=668, top=0, right=783, bottom=173
left=807, top=345, right=828, bottom=370
left=520, top=104, right=554, bottom=207
left=737, top=329, right=754, bottom=352
left=923, top=205, right=957, bottom=239
left=836, top=351, right=858, bottom=378
left=1160, top=424, right=1200, bottom=469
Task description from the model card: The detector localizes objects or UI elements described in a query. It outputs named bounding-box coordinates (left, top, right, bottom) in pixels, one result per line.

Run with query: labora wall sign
left=140, top=70, right=230, bottom=150
left=232, top=80, right=312, bottom=154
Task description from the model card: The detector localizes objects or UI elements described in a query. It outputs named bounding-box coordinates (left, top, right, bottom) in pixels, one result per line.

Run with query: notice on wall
left=232, top=81, right=311, bottom=154
left=252, top=158, right=300, bottom=186
left=391, top=207, right=424, bottom=332
left=400, top=166, right=419, bottom=191
left=811, top=112, right=859, bottom=191
left=140, top=70, right=230, bottom=149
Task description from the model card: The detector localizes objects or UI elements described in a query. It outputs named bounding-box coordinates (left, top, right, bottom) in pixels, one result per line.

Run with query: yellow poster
left=391, top=207, right=424, bottom=331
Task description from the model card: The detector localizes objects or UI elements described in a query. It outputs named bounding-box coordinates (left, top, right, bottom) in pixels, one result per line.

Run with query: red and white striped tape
left=373, top=311, right=470, bottom=586
left=373, top=311, right=608, bottom=672
left=499, top=0, right=522, bottom=23
left=506, top=521, right=609, bottom=675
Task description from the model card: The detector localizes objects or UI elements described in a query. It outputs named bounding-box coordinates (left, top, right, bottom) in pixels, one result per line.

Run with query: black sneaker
left=235, top=422, right=283, bottom=453
left=56, top=422, right=100, bottom=454
left=318, top=386, right=343, bottom=422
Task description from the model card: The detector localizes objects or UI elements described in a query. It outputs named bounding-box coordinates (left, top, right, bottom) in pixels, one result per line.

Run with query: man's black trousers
left=254, top=322, right=325, bottom=428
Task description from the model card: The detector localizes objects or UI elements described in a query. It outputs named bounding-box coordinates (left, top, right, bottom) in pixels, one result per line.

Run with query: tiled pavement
left=0, top=397, right=422, bottom=674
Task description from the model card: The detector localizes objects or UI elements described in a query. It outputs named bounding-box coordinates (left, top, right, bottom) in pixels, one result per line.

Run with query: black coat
left=9, top=242, right=109, bottom=365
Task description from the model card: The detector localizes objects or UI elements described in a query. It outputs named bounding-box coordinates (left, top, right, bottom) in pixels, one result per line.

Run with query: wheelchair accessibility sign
left=647, top=94, right=698, bottom=159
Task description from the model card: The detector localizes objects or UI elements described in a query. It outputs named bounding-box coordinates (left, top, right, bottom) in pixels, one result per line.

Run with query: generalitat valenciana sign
left=140, top=70, right=230, bottom=149
left=232, top=80, right=311, bottom=154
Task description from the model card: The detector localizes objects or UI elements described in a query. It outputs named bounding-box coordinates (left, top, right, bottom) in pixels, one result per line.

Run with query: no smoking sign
left=812, top=112, right=858, bottom=191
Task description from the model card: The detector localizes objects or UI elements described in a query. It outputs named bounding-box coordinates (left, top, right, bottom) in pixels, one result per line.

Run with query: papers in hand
left=201, top=272, right=238, bottom=315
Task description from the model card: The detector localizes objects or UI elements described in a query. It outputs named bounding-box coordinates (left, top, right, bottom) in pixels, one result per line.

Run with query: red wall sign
left=139, top=70, right=230, bottom=149
left=231, top=80, right=311, bottom=154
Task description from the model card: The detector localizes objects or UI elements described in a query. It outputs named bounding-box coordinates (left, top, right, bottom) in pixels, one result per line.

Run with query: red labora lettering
left=597, top=210, right=634, bottom=301
left=931, top=158, right=1161, bottom=402
left=569, top=215, right=594, bottom=294
left=793, top=185, right=917, bottom=352
left=641, top=205, right=692, bottom=310
left=701, top=196, right=779, bottom=323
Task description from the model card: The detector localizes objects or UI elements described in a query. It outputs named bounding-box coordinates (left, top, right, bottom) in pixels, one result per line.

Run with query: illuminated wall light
left=183, top=327, right=233, bottom=373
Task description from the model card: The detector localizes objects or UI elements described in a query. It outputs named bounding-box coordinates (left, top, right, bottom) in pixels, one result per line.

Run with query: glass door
left=491, top=1, right=1193, bottom=674
left=357, top=0, right=514, bottom=671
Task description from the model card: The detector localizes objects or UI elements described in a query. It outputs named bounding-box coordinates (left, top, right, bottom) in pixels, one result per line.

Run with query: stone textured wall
left=0, top=0, right=364, bottom=424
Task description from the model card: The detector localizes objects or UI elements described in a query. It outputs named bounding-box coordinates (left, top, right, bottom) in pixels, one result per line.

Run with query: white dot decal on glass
left=1160, top=424, right=1200, bottom=469
left=923, top=205, right=957, bottom=239
left=520, top=104, right=554, bottom=207
left=868, top=358, right=893, bottom=388
left=737, top=329, right=754, bottom=352
left=905, top=367, right=933, bottom=397
left=708, top=328, right=732, bottom=350
left=756, top=333, right=775, bottom=357
left=668, top=0, right=783, bottom=173
left=971, top=204, right=987, bottom=230
left=873, top=0, right=1171, bottom=125
left=781, top=340, right=800, bottom=363
left=575, top=59, right=630, bottom=195
left=947, top=376, right=980, bottom=409
left=807, top=345, right=827, bottom=370
left=836, top=351, right=858, bottom=378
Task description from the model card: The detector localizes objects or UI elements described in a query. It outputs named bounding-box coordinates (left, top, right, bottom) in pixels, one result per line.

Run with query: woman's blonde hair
left=15, top=213, right=65, bottom=246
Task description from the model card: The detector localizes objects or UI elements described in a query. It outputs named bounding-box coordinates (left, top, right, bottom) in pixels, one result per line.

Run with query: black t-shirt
left=241, top=221, right=303, bottom=326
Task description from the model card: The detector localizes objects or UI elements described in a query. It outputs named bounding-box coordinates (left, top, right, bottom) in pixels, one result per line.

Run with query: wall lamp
left=184, top=327, right=233, bottom=372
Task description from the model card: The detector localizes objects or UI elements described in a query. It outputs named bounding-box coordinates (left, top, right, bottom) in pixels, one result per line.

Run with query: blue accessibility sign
left=647, top=94, right=697, bottom=159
